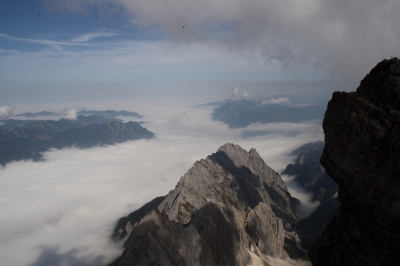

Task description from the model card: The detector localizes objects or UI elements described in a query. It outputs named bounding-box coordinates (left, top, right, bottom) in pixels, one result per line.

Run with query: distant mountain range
left=15, top=110, right=143, bottom=119
left=0, top=111, right=154, bottom=166
left=1, top=110, right=143, bottom=128
left=211, top=99, right=327, bottom=128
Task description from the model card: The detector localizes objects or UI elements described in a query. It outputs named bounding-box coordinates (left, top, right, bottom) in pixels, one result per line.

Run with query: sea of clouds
left=0, top=101, right=324, bottom=266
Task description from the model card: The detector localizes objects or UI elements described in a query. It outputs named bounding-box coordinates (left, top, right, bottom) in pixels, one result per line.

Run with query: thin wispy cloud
left=71, top=29, right=117, bottom=42
left=262, top=97, right=291, bottom=105
left=231, top=88, right=252, bottom=98
left=0, top=33, right=113, bottom=50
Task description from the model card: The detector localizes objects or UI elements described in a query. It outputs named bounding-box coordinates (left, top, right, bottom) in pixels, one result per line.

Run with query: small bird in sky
left=182, top=26, right=185, bottom=28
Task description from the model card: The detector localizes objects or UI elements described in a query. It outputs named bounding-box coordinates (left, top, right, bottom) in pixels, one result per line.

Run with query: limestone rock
left=111, top=143, right=300, bottom=265
left=113, top=201, right=289, bottom=266
left=245, top=203, right=286, bottom=258
left=309, top=58, right=400, bottom=266
left=113, top=209, right=202, bottom=266
left=158, top=143, right=298, bottom=228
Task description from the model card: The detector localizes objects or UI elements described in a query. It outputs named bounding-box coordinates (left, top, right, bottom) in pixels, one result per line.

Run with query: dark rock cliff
left=309, top=58, right=400, bottom=265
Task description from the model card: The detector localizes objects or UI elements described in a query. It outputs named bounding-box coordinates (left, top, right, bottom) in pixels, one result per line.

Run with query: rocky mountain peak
left=357, top=57, right=400, bottom=107
left=111, top=143, right=305, bottom=265
left=309, top=58, right=400, bottom=265
left=158, top=143, right=298, bottom=227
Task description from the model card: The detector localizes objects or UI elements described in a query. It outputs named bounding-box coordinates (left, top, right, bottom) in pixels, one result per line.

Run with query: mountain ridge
left=212, top=100, right=326, bottom=128
left=110, top=143, right=309, bottom=266
left=0, top=116, right=154, bottom=166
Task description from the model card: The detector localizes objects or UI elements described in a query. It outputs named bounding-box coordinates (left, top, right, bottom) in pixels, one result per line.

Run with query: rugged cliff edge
left=111, top=143, right=307, bottom=266
left=309, top=58, right=400, bottom=265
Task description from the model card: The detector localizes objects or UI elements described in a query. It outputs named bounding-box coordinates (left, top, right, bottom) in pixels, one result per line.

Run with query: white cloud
left=0, top=106, right=15, bottom=119
left=62, top=107, right=78, bottom=120
left=230, top=88, right=252, bottom=98
left=261, top=97, right=291, bottom=105
left=0, top=101, right=324, bottom=266
left=71, top=30, right=117, bottom=42
left=281, top=175, right=320, bottom=219
left=0, top=33, right=103, bottom=50
left=242, top=90, right=251, bottom=98
left=233, top=87, right=240, bottom=97
left=41, top=0, right=400, bottom=90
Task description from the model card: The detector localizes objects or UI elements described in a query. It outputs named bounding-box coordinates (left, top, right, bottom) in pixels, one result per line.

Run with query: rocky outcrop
left=111, top=143, right=302, bottom=265
left=158, top=143, right=298, bottom=228
left=309, top=58, right=400, bottom=265
left=112, top=196, right=166, bottom=242
left=112, top=202, right=286, bottom=266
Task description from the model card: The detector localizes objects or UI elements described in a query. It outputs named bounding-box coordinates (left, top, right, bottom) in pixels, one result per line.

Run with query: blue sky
left=1, top=0, right=399, bottom=107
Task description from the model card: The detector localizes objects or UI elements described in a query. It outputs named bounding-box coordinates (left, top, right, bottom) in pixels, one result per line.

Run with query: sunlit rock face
left=158, top=143, right=298, bottom=228
left=111, top=143, right=300, bottom=265
left=309, top=58, right=400, bottom=266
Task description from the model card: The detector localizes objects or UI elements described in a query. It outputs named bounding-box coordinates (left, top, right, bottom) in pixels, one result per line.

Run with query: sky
left=1, top=0, right=399, bottom=106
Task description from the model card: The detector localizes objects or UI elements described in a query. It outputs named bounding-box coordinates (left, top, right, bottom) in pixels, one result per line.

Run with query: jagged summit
left=111, top=143, right=304, bottom=266
left=157, top=143, right=298, bottom=227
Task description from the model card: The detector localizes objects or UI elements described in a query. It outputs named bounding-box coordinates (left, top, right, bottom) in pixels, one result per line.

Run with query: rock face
left=111, top=143, right=301, bottom=266
left=282, top=142, right=338, bottom=203
left=309, top=58, right=400, bottom=265
left=112, top=196, right=166, bottom=242
left=282, top=142, right=339, bottom=251
left=158, top=143, right=298, bottom=227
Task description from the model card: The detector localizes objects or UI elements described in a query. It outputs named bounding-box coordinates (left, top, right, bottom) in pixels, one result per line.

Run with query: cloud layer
left=0, top=102, right=323, bottom=266
left=42, top=0, right=400, bottom=89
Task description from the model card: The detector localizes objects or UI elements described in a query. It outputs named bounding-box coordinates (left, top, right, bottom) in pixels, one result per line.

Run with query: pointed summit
left=111, top=143, right=302, bottom=266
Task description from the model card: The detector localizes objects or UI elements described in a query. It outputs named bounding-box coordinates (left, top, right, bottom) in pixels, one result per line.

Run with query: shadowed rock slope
left=309, top=58, right=400, bottom=265
left=282, top=142, right=339, bottom=251
left=111, top=143, right=303, bottom=266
